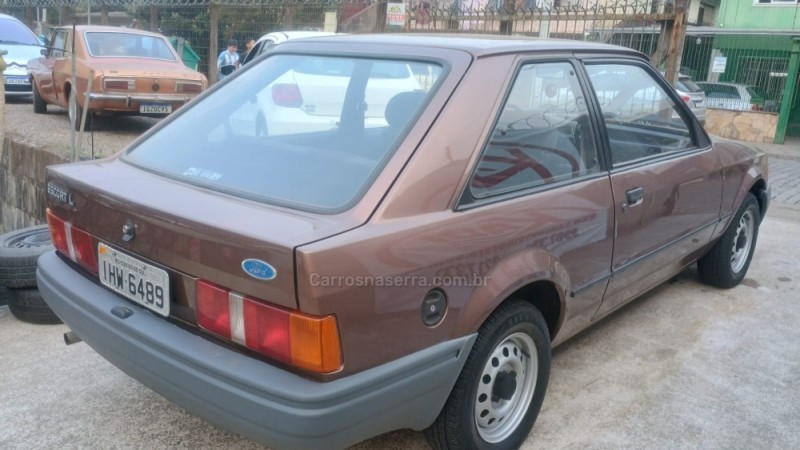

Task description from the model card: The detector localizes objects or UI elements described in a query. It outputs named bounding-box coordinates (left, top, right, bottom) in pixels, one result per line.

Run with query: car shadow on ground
left=5, top=95, right=160, bottom=133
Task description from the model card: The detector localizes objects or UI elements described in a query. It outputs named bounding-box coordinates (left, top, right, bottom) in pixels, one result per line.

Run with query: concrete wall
left=704, top=108, right=778, bottom=143
left=0, top=134, right=68, bottom=234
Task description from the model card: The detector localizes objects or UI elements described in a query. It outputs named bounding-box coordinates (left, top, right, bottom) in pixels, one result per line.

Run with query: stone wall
left=704, top=109, right=778, bottom=143
left=0, top=134, right=68, bottom=234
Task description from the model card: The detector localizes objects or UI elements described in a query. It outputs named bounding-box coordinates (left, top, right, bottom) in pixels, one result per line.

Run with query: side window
left=469, top=61, right=601, bottom=199
left=585, top=63, right=694, bottom=166
left=50, top=31, right=66, bottom=57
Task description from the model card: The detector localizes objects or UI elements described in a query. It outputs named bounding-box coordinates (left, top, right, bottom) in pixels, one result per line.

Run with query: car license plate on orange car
left=140, top=104, right=172, bottom=114
left=98, top=243, right=170, bottom=316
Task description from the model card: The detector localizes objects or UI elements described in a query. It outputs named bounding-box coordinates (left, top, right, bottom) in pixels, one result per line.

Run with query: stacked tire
left=0, top=225, right=62, bottom=324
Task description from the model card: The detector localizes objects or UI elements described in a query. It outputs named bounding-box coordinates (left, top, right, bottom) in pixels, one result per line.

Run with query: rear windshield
left=678, top=77, right=702, bottom=93
left=0, top=18, right=39, bottom=46
left=124, top=54, right=443, bottom=213
left=84, top=32, right=176, bottom=60
left=698, top=83, right=741, bottom=99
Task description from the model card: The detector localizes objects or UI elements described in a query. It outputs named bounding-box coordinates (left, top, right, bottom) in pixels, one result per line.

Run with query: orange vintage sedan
left=27, top=25, right=208, bottom=130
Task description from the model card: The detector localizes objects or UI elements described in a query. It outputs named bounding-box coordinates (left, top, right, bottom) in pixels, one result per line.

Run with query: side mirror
left=40, top=48, right=49, bottom=56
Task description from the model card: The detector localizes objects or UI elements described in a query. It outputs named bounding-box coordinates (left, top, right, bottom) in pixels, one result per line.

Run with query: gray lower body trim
left=37, top=251, right=475, bottom=450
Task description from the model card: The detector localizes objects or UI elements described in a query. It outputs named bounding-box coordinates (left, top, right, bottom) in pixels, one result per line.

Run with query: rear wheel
left=426, top=300, right=551, bottom=450
left=32, top=79, right=47, bottom=114
left=698, top=193, right=760, bottom=288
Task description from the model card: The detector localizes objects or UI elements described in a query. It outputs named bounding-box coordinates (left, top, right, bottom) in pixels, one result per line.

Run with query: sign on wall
left=387, top=2, right=406, bottom=29
left=712, top=56, right=727, bottom=74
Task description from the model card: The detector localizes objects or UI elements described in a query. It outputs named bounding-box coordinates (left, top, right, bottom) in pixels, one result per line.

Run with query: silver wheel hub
left=730, top=209, right=755, bottom=274
left=474, top=332, right=538, bottom=443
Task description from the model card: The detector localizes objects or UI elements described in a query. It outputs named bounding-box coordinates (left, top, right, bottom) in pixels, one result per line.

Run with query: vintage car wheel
left=7, top=288, right=62, bottom=325
left=68, top=89, right=92, bottom=132
left=426, top=300, right=551, bottom=450
left=698, top=193, right=760, bottom=289
left=32, top=79, right=47, bottom=114
left=0, top=225, right=53, bottom=289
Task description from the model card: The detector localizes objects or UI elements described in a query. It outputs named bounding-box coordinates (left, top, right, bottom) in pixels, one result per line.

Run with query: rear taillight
left=103, top=79, right=134, bottom=91
left=272, top=83, right=303, bottom=108
left=46, top=209, right=98, bottom=274
left=680, top=95, right=691, bottom=103
left=196, top=280, right=342, bottom=373
left=176, top=82, right=203, bottom=94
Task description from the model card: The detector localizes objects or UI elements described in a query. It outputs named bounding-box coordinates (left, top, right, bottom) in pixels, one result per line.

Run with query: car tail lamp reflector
left=272, top=83, right=303, bottom=108
left=176, top=82, right=203, bottom=94
left=196, top=281, right=232, bottom=340
left=196, top=280, right=342, bottom=373
left=104, top=79, right=135, bottom=91
left=46, top=209, right=98, bottom=274
left=680, top=95, right=691, bottom=103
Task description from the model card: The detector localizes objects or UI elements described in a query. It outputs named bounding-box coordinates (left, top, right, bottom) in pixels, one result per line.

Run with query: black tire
left=698, top=193, right=761, bottom=289
left=7, top=288, right=62, bottom=325
left=0, top=286, right=8, bottom=307
left=0, top=225, right=53, bottom=289
left=426, top=300, right=551, bottom=450
left=32, top=79, right=47, bottom=114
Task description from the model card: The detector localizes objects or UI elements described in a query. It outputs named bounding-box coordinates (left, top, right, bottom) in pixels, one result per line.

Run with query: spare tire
left=7, top=288, right=62, bottom=325
left=0, top=225, right=54, bottom=289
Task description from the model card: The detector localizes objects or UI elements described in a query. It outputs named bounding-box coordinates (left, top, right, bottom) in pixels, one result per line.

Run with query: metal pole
left=77, top=70, right=93, bottom=158
left=209, top=3, right=219, bottom=84
left=87, top=0, right=91, bottom=25
left=70, top=21, right=77, bottom=162
left=774, top=37, right=800, bottom=144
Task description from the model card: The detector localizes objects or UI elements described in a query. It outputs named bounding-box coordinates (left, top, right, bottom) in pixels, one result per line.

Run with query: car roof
left=290, top=33, right=645, bottom=58
left=54, top=25, right=167, bottom=38
left=257, top=31, right=337, bottom=43
left=697, top=82, right=751, bottom=88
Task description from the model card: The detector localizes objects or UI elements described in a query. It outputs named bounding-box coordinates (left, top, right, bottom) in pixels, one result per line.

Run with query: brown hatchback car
left=27, top=25, right=207, bottom=130
left=38, top=35, right=769, bottom=449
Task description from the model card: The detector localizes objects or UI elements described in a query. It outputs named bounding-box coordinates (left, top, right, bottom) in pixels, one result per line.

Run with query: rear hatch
left=46, top=159, right=359, bottom=322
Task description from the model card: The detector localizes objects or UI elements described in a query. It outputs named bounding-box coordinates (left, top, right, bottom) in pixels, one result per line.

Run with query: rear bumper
left=37, top=251, right=474, bottom=450
left=87, top=92, right=197, bottom=112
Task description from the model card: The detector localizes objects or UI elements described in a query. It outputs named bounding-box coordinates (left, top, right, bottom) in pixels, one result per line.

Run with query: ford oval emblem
left=241, top=259, right=276, bottom=280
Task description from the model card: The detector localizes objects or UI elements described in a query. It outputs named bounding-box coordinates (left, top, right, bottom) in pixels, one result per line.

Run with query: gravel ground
left=4, top=97, right=159, bottom=160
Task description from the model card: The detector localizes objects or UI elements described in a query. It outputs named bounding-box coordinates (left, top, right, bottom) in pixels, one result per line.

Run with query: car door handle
left=621, top=187, right=644, bottom=213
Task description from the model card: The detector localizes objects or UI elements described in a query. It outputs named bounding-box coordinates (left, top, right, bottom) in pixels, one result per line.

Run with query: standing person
left=244, top=38, right=257, bottom=59
left=217, top=39, right=240, bottom=81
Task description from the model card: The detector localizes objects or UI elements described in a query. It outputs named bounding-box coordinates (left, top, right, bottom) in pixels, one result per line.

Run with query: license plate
left=140, top=104, right=172, bottom=114
left=98, top=243, right=170, bottom=316
left=694, top=101, right=704, bottom=107
left=6, top=78, right=29, bottom=85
